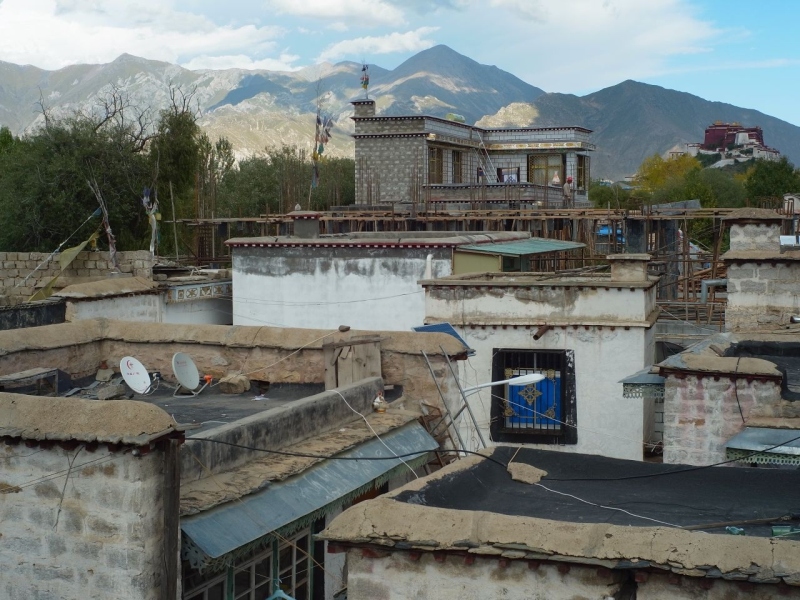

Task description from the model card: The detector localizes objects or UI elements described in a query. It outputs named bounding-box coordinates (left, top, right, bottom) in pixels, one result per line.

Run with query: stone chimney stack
left=351, top=99, right=376, bottom=118
left=608, top=254, right=651, bottom=282
left=290, top=211, right=321, bottom=239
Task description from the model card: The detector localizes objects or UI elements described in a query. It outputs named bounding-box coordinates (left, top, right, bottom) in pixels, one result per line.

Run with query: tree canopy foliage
left=0, top=89, right=356, bottom=254
left=743, top=156, right=800, bottom=201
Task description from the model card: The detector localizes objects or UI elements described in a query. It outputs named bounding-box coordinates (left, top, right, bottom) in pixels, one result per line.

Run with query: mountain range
left=1, top=45, right=798, bottom=180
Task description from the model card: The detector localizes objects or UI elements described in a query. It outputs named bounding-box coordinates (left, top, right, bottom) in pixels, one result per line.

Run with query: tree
left=216, top=145, right=355, bottom=218
left=0, top=95, right=151, bottom=252
left=635, top=153, right=702, bottom=197
left=744, top=157, right=800, bottom=202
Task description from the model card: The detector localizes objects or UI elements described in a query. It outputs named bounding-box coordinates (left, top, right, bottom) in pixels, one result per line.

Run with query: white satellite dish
left=172, top=352, right=208, bottom=397
left=120, top=356, right=152, bottom=395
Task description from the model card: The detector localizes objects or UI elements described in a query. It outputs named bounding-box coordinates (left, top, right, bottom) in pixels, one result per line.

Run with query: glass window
left=577, top=155, right=590, bottom=190
left=452, top=150, right=463, bottom=184
left=528, top=154, right=564, bottom=186
left=428, top=147, right=443, bottom=184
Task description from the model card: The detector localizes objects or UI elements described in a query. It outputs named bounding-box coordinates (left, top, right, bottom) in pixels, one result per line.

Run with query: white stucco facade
left=423, top=261, right=658, bottom=461
left=227, top=233, right=529, bottom=331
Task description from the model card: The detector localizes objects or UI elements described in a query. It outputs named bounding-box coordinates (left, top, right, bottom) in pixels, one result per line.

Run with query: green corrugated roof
left=457, top=238, right=585, bottom=257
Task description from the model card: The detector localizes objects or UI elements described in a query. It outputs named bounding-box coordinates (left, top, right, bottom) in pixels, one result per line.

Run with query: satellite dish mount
left=172, top=352, right=208, bottom=397
left=120, top=356, right=154, bottom=395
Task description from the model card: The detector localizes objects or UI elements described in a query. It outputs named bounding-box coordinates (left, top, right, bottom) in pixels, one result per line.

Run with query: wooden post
left=169, top=182, right=179, bottom=262
left=162, top=438, right=181, bottom=600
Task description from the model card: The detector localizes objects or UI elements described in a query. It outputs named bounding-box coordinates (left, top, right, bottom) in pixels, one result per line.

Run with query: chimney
left=290, top=211, right=321, bottom=239
left=608, top=254, right=650, bottom=282
left=352, top=99, right=376, bottom=118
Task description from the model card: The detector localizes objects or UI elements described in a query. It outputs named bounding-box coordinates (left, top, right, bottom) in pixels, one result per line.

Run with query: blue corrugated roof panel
left=413, top=323, right=475, bottom=356
left=181, top=422, right=438, bottom=560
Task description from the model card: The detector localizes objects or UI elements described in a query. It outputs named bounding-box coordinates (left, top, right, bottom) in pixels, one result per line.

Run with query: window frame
left=452, top=150, right=463, bottom=184
left=527, top=153, right=566, bottom=186
left=576, top=154, right=590, bottom=191
left=428, top=147, right=443, bottom=184
left=489, top=348, right=577, bottom=445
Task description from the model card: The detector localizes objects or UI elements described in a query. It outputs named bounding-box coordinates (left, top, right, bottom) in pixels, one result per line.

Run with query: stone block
left=218, top=373, right=251, bottom=394
left=97, top=383, right=126, bottom=400
left=84, top=260, right=96, bottom=269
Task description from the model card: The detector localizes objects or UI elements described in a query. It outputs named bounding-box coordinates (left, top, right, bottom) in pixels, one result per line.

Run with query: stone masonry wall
left=0, top=445, right=167, bottom=600
left=726, top=261, right=800, bottom=331
left=729, top=222, right=781, bottom=251
left=663, top=375, right=780, bottom=465
left=0, top=250, right=154, bottom=303
left=355, top=136, right=427, bottom=204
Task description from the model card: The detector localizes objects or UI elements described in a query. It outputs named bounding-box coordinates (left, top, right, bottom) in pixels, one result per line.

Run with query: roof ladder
left=472, top=129, right=498, bottom=184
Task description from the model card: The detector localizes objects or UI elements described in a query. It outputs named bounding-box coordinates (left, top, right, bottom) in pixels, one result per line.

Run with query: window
left=490, top=349, right=576, bottom=444
left=452, top=150, right=463, bottom=184
left=182, top=524, right=321, bottom=600
left=577, top=155, right=589, bottom=191
left=279, top=530, right=312, bottom=600
left=497, top=167, right=520, bottom=183
left=183, top=565, right=227, bottom=600
left=234, top=547, right=274, bottom=600
left=528, top=154, right=565, bottom=186
left=428, top=147, right=443, bottom=184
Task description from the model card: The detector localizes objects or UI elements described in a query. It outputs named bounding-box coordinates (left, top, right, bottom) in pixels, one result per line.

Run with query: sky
left=0, top=0, right=798, bottom=125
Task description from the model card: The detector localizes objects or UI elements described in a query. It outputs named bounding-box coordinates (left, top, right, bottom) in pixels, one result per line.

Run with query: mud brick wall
left=0, top=250, right=154, bottom=302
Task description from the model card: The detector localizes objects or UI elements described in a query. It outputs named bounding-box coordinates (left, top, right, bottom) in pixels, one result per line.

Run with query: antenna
left=172, top=352, right=209, bottom=397
left=120, top=356, right=152, bottom=395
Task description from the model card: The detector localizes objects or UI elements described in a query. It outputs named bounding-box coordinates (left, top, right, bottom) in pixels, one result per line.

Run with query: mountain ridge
left=1, top=47, right=798, bottom=180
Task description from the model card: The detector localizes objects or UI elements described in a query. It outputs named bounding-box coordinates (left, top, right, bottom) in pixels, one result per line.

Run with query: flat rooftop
left=394, top=446, right=800, bottom=537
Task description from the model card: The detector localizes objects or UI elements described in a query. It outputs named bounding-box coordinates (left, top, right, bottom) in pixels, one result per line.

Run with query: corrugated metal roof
left=726, top=427, right=800, bottom=456
left=457, top=238, right=585, bottom=257
left=180, top=422, right=438, bottom=561
left=413, top=323, right=475, bottom=356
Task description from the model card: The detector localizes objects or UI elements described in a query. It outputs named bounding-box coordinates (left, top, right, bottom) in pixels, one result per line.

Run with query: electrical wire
left=330, top=390, right=419, bottom=479
left=544, top=432, right=800, bottom=482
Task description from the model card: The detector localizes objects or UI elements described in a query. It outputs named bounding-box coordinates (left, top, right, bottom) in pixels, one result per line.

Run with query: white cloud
left=317, top=27, right=439, bottom=62
left=0, top=0, right=286, bottom=69
left=182, top=53, right=301, bottom=72
left=265, top=0, right=405, bottom=27
left=470, top=0, right=721, bottom=92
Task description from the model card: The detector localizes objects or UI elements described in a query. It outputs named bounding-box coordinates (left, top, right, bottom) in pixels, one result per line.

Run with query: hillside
left=1, top=48, right=799, bottom=180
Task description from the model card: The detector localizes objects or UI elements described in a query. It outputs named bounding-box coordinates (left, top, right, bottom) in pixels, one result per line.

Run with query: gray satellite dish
left=120, top=356, right=152, bottom=395
left=172, top=352, right=208, bottom=396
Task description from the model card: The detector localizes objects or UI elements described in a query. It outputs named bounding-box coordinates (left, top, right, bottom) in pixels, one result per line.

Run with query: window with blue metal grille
left=490, top=349, right=577, bottom=445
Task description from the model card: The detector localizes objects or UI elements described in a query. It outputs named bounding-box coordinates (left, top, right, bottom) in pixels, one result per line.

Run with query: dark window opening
left=490, top=349, right=577, bottom=444
left=452, top=150, right=463, bottom=184
left=428, top=147, right=443, bottom=184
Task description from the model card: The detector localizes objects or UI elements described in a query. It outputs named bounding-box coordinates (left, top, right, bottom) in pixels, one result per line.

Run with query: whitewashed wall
left=425, top=279, right=657, bottom=460
left=65, top=294, right=232, bottom=325
left=232, top=252, right=452, bottom=331
left=456, top=325, right=651, bottom=460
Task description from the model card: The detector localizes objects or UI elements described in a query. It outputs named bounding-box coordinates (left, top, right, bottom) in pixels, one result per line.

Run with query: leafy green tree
left=744, top=157, right=800, bottom=202
left=0, top=105, right=151, bottom=251
left=0, top=126, right=14, bottom=153
left=217, top=145, right=355, bottom=217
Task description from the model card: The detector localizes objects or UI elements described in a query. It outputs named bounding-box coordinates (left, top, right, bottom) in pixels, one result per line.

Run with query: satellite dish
left=172, top=352, right=208, bottom=396
left=120, top=356, right=152, bottom=394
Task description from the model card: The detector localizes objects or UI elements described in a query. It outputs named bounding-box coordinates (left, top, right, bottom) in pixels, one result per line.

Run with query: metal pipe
left=533, top=324, right=552, bottom=340
left=701, top=279, right=727, bottom=304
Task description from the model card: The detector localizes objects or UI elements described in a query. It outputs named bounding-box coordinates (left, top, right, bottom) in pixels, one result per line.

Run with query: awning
left=413, top=322, right=474, bottom=356
left=457, top=238, right=585, bottom=257
left=726, top=427, right=800, bottom=456
left=620, top=367, right=664, bottom=401
left=181, top=421, right=437, bottom=568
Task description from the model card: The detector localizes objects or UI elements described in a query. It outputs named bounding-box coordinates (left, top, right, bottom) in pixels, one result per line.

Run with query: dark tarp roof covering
left=457, top=238, right=585, bottom=257
left=181, top=421, right=437, bottom=563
